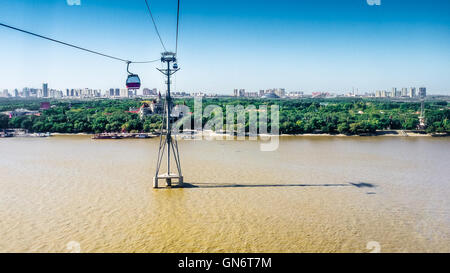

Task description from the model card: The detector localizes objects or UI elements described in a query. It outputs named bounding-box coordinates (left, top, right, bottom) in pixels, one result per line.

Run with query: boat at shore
left=32, top=132, right=51, bottom=137
left=0, top=132, right=13, bottom=138
left=92, top=133, right=156, bottom=140
left=0, top=130, right=51, bottom=138
left=92, top=134, right=123, bottom=140
left=135, top=134, right=152, bottom=139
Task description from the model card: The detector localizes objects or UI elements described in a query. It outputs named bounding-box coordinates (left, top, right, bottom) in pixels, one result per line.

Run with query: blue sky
left=0, top=0, right=449, bottom=94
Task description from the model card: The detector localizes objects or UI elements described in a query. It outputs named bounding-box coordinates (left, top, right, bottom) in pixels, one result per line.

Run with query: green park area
left=1, top=98, right=449, bottom=135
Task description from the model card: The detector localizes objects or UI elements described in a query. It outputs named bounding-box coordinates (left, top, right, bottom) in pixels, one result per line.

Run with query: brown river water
left=0, top=135, right=449, bottom=253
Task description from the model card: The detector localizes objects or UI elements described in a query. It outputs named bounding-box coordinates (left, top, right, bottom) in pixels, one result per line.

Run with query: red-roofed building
left=40, top=102, right=51, bottom=110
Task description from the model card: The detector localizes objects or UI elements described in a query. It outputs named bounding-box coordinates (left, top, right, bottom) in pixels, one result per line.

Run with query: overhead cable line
left=175, top=0, right=180, bottom=55
left=144, top=0, right=167, bottom=52
left=131, top=59, right=161, bottom=63
left=0, top=22, right=159, bottom=64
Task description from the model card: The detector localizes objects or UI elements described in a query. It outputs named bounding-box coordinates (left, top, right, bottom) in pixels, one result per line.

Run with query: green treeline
left=0, top=99, right=162, bottom=134
left=0, top=98, right=449, bottom=135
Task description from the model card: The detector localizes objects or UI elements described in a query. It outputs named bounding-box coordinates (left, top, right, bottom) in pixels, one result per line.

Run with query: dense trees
left=0, top=98, right=449, bottom=135
left=0, top=114, right=9, bottom=129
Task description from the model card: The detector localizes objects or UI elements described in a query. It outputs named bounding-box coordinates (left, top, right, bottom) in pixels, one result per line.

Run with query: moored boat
left=135, top=134, right=151, bottom=139
left=92, top=133, right=123, bottom=140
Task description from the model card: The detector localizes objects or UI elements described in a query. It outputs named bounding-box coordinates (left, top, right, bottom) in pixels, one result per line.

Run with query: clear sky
left=0, top=0, right=449, bottom=94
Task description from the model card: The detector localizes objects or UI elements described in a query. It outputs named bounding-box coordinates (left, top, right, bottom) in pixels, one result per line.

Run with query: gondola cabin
left=126, top=74, right=141, bottom=89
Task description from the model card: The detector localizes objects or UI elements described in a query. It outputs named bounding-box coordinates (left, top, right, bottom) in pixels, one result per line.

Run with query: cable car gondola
left=126, top=74, right=141, bottom=89
left=126, top=62, right=141, bottom=90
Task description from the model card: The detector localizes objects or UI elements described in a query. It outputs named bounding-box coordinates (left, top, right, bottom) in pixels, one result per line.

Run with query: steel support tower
left=153, top=52, right=183, bottom=188
left=418, top=99, right=426, bottom=130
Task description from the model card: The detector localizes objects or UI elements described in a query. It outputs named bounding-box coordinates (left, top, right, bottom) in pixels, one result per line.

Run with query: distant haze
left=0, top=0, right=449, bottom=94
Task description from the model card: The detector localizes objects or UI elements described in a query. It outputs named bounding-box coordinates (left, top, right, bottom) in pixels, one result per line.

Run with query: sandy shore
left=24, top=130, right=448, bottom=138
left=283, top=131, right=434, bottom=137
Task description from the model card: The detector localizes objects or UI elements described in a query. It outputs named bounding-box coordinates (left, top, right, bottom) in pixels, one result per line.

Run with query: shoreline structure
left=2, top=130, right=447, bottom=138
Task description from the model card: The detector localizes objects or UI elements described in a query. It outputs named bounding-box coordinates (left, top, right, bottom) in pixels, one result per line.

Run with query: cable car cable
left=0, top=22, right=159, bottom=64
left=175, top=0, right=180, bottom=55
left=131, top=59, right=161, bottom=64
left=144, top=0, right=167, bottom=52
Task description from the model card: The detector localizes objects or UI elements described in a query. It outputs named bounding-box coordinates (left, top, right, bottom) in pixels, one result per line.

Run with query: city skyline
left=1, top=0, right=450, bottom=93
left=1, top=82, right=432, bottom=99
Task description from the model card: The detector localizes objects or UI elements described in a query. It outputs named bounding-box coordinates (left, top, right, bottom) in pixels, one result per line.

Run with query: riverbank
left=207, top=130, right=447, bottom=138
left=2, top=130, right=448, bottom=139
left=282, top=130, right=446, bottom=137
left=0, top=129, right=51, bottom=138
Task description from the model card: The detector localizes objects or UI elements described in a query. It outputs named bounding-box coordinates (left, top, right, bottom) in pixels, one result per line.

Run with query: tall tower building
left=392, top=88, right=397, bottom=97
left=419, top=87, right=427, bottom=98
left=120, top=89, right=129, bottom=98
left=275, top=88, right=286, bottom=97
left=43, top=83, right=48, bottom=98
left=409, top=87, right=416, bottom=98
left=401, top=88, right=408, bottom=97
left=23, top=88, right=30, bottom=98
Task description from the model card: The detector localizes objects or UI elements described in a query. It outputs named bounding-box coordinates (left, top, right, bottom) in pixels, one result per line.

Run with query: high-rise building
left=401, top=88, right=408, bottom=97
left=419, top=87, right=427, bottom=98
left=275, top=88, right=286, bottom=97
left=120, top=89, right=129, bottom=98
left=246, top=92, right=258, bottom=97
left=234, top=89, right=245, bottom=97
left=375, top=90, right=387, bottom=98
left=115, top=88, right=120, bottom=97
left=392, top=87, right=401, bottom=97
left=43, top=83, right=48, bottom=97
left=143, top=88, right=158, bottom=96
left=409, top=87, right=416, bottom=98
left=30, top=88, right=38, bottom=97
left=22, top=88, right=30, bottom=98
left=287, top=91, right=303, bottom=98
